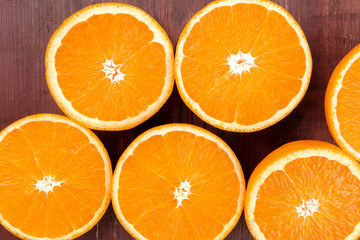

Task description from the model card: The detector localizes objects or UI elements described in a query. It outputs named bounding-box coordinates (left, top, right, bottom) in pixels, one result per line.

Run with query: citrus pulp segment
left=112, top=124, right=245, bottom=240
left=0, top=114, right=112, bottom=239
left=175, top=0, right=312, bottom=132
left=46, top=3, right=174, bottom=130
left=245, top=140, right=360, bottom=240
left=325, top=43, right=360, bottom=160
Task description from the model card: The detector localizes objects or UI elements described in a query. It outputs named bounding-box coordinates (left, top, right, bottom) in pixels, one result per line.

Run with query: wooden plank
left=1, top=0, right=360, bottom=239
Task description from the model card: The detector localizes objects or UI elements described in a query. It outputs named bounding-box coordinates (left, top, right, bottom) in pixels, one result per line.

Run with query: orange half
left=46, top=3, right=174, bottom=130
left=112, top=124, right=245, bottom=240
left=0, top=114, right=112, bottom=239
left=325, top=43, right=360, bottom=160
left=175, top=0, right=312, bottom=132
left=245, top=140, right=360, bottom=240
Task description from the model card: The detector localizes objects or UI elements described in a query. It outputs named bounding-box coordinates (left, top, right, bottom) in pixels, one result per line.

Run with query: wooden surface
left=0, top=0, right=359, bottom=239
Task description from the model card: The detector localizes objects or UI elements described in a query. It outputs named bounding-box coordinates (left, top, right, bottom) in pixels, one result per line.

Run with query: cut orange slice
left=112, top=124, right=245, bottom=239
left=325, top=44, right=360, bottom=160
left=0, top=114, right=112, bottom=239
left=175, top=0, right=312, bottom=132
left=46, top=3, right=174, bottom=130
left=245, top=140, right=360, bottom=239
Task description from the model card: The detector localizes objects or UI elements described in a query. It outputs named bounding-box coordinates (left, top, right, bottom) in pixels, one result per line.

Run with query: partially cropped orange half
left=112, top=124, right=245, bottom=240
left=245, top=140, right=360, bottom=240
left=0, top=114, right=112, bottom=239
left=175, top=0, right=312, bottom=132
left=46, top=3, right=174, bottom=131
left=325, top=44, right=360, bottom=160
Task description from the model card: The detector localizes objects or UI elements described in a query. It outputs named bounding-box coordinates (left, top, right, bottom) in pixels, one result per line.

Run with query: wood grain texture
left=0, top=0, right=359, bottom=239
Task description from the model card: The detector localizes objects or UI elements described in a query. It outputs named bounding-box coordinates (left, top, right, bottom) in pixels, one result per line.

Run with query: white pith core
left=174, top=180, right=192, bottom=208
left=227, top=51, right=257, bottom=76
left=102, top=59, right=125, bottom=83
left=35, top=176, right=64, bottom=194
left=296, top=198, right=320, bottom=218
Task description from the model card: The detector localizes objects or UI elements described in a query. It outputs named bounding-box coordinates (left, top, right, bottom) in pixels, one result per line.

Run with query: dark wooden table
left=1, top=0, right=359, bottom=239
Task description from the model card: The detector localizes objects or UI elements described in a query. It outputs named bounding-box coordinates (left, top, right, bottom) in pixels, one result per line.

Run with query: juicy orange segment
left=46, top=3, right=174, bottom=130
left=112, top=124, right=245, bottom=240
left=325, top=44, right=360, bottom=160
left=175, top=0, right=312, bottom=132
left=0, top=114, right=112, bottom=240
left=245, top=140, right=360, bottom=240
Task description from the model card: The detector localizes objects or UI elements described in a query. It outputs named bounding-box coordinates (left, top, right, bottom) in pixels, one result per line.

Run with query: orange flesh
left=336, top=57, right=360, bottom=154
left=254, top=156, right=360, bottom=239
left=117, top=131, right=241, bottom=239
left=0, top=121, right=107, bottom=238
left=181, top=4, right=305, bottom=125
left=55, top=13, right=166, bottom=121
